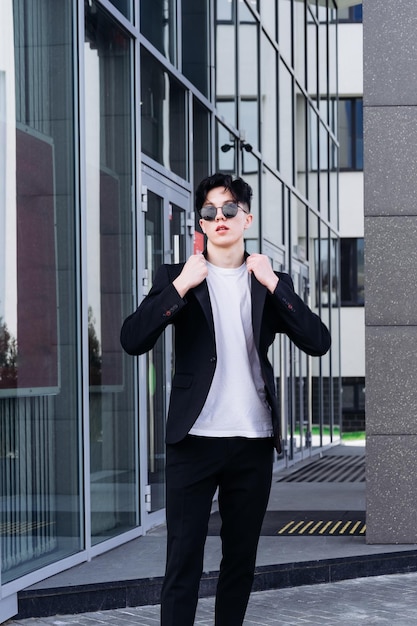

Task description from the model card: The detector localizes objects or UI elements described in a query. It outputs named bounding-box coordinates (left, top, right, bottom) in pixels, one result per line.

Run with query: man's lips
left=216, top=224, right=229, bottom=232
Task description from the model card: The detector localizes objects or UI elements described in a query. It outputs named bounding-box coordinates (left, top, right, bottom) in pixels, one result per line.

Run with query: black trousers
left=160, top=435, right=274, bottom=626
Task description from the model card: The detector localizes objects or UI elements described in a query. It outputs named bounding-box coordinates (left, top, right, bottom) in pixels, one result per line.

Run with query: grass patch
left=341, top=431, right=366, bottom=441
left=295, top=425, right=365, bottom=442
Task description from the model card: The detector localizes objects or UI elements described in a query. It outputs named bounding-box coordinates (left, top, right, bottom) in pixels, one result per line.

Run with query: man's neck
left=205, top=242, right=245, bottom=268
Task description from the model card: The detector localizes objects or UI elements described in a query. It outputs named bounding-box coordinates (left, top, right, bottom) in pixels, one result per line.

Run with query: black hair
left=195, top=173, right=253, bottom=213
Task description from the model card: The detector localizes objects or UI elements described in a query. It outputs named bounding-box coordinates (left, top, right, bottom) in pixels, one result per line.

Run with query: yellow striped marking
left=276, top=518, right=366, bottom=536
left=298, top=521, right=315, bottom=534
left=328, top=521, right=342, bottom=535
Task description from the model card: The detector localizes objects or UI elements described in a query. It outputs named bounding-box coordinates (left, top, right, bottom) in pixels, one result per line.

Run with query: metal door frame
left=139, top=166, right=193, bottom=531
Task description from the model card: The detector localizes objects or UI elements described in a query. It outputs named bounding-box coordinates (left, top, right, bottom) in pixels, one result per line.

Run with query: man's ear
left=243, top=213, right=253, bottom=230
left=199, top=218, right=206, bottom=234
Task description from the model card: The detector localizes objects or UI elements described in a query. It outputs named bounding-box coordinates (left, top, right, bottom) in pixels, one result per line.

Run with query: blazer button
left=210, top=356, right=216, bottom=363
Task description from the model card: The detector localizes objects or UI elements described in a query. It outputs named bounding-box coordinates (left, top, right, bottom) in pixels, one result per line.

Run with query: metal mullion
left=133, top=5, right=143, bottom=532
left=177, top=0, right=182, bottom=72
left=95, top=0, right=138, bottom=37
left=77, top=0, right=91, bottom=556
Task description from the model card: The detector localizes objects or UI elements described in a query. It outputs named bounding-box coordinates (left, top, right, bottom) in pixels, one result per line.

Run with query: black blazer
left=120, top=257, right=331, bottom=453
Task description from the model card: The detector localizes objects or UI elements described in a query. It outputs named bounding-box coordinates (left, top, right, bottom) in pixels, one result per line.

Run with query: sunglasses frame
left=199, top=202, right=248, bottom=221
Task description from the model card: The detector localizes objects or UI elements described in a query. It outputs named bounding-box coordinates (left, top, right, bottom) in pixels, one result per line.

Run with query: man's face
left=199, top=186, right=252, bottom=248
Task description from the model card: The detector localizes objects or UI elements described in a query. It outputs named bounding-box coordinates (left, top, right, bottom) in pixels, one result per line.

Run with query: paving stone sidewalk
left=6, top=571, right=417, bottom=626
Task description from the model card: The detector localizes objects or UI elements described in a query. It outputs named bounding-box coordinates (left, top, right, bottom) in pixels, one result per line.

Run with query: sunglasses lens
left=222, top=203, right=239, bottom=218
left=200, top=205, right=217, bottom=221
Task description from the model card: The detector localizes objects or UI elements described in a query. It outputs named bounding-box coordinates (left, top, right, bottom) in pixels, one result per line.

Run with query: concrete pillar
left=364, top=0, right=417, bottom=543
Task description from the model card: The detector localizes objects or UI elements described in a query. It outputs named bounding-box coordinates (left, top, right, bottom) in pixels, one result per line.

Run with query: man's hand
left=246, top=254, right=279, bottom=293
left=173, top=254, right=208, bottom=298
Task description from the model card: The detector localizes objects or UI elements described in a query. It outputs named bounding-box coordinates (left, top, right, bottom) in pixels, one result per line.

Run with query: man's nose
left=215, top=207, right=226, bottom=220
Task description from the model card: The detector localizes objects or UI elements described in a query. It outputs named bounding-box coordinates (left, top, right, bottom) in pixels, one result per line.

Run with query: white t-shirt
left=189, top=261, right=273, bottom=438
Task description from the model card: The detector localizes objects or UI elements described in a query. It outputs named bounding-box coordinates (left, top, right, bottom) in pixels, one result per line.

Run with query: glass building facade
left=0, top=0, right=340, bottom=616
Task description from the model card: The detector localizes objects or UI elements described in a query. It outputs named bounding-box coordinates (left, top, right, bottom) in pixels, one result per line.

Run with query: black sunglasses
left=199, top=202, right=248, bottom=221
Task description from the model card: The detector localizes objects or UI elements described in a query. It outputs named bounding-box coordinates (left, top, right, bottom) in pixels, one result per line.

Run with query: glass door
left=140, top=169, right=193, bottom=529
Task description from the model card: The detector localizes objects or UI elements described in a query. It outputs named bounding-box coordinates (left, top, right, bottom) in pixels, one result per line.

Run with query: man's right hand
left=172, top=254, right=208, bottom=298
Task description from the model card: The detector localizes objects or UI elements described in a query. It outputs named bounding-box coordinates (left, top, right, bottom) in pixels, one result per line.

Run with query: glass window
left=315, top=230, right=338, bottom=307
left=329, top=147, right=338, bottom=227
left=279, top=61, right=294, bottom=184
left=140, top=0, right=177, bottom=65
left=296, top=90, right=307, bottom=197
left=318, top=16, right=329, bottom=126
left=84, top=0, right=137, bottom=545
left=328, top=19, right=337, bottom=96
left=215, top=0, right=237, bottom=127
left=340, top=238, right=364, bottom=306
left=261, top=169, right=284, bottom=249
left=294, top=1, right=306, bottom=88
left=260, top=0, right=276, bottom=38
left=141, top=48, right=187, bottom=178
left=261, top=34, right=277, bottom=167
left=239, top=7, right=259, bottom=151
left=306, top=14, right=318, bottom=98
left=108, top=0, right=133, bottom=20
left=182, top=0, right=209, bottom=97
left=240, top=100, right=258, bottom=153
left=338, top=6, right=363, bottom=23
left=216, top=121, right=236, bottom=173
left=308, top=106, right=319, bottom=210
left=193, top=98, right=210, bottom=189
left=342, top=379, right=365, bottom=411
left=292, top=197, right=308, bottom=263
left=278, top=0, right=293, bottom=65
left=1, top=0, right=80, bottom=583
left=217, top=0, right=233, bottom=21
left=242, top=154, right=260, bottom=253
left=338, top=98, right=363, bottom=171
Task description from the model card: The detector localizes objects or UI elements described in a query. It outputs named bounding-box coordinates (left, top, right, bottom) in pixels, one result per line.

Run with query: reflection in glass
left=261, top=169, right=283, bottom=249
left=215, top=0, right=236, bottom=127
left=239, top=7, right=258, bottom=151
left=279, top=61, right=294, bottom=184
left=308, top=105, right=319, bottom=211
left=242, top=153, right=259, bottom=253
left=260, top=1, right=276, bottom=37
left=306, top=15, right=317, bottom=97
left=216, top=121, right=235, bottom=173
left=319, top=122, right=329, bottom=215
left=261, top=35, right=277, bottom=168
left=108, top=0, right=132, bottom=20
left=140, top=0, right=176, bottom=64
left=182, top=0, right=209, bottom=97
left=141, top=48, right=187, bottom=178
left=294, top=1, right=306, bottom=87
left=295, top=91, right=307, bottom=197
left=1, top=0, right=80, bottom=583
left=216, top=0, right=233, bottom=22
left=84, top=1, right=137, bottom=545
left=278, top=0, right=293, bottom=65
left=292, top=198, right=307, bottom=263
left=193, top=98, right=210, bottom=188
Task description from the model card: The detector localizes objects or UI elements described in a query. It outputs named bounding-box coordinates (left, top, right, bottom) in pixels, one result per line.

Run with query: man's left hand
left=246, top=254, right=279, bottom=293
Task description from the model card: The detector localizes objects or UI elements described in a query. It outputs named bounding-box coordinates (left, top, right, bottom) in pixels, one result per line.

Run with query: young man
left=120, top=173, right=331, bottom=626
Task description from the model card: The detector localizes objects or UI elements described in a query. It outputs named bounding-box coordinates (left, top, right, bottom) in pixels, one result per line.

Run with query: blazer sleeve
left=270, top=273, right=331, bottom=357
left=120, top=264, right=186, bottom=356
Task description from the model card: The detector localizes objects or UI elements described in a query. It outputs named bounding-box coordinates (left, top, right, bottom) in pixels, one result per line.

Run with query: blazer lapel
left=193, top=280, right=215, bottom=337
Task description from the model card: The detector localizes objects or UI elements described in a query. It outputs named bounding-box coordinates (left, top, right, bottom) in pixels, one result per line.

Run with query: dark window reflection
left=141, top=48, right=187, bottom=178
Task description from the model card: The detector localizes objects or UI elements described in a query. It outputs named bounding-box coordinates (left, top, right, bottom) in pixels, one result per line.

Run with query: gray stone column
left=364, top=0, right=417, bottom=543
